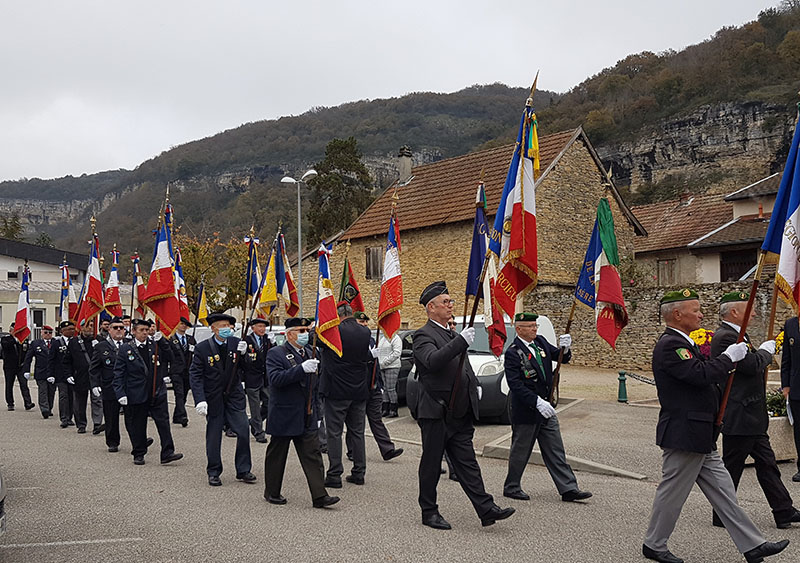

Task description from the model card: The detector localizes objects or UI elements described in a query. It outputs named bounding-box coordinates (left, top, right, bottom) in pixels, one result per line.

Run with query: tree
left=306, top=137, right=374, bottom=244
left=34, top=232, right=55, bottom=247
left=0, top=214, right=24, bottom=241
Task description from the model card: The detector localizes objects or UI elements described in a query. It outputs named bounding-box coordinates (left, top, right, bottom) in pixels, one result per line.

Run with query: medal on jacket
left=208, top=356, right=215, bottom=367
left=127, top=350, right=135, bottom=361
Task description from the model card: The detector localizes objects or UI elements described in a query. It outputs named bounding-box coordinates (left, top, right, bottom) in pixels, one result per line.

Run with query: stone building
left=293, top=128, right=645, bottom=335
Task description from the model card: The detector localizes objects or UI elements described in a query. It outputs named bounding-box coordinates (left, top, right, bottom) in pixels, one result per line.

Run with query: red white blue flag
left=378, top=211, right=403, bottom=339
left=12, top=264, right=31, bottom=343
left=316, top=243, right=342, bottom=356
left=76, top=235, right=105, bottom=328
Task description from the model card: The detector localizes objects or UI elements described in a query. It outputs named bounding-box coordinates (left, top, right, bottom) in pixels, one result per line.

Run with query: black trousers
left=37, top=380, right=56, bottom=415
left=205, top=401, right=251, bottom=477
left=56, top=381, right=74, bottom=423
left=264, top=431, right=327, bottom=502
left=72, top=386, right=88, bottom=430
left=123, top=395, right=175, bottom=459
left=418, top=415, right=495, bottom=519
left=718, top=433, right=795, bottom=523
left=791, top=399, right=800, bottom=472
left=172, top=372, right=189, bottom=423
left=346, top=386, right=395, bottom=458
left=4, top=368, right=32, bottom=407
left=103, top=398, right=121, bottom=448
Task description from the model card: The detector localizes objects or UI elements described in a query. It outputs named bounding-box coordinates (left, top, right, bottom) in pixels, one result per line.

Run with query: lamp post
left=281, top=169, right=317, bottom=316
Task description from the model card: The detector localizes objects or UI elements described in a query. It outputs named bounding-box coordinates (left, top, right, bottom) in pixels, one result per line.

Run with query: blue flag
left=466, top=183, right=489, bottom=298
left=575, top=219, right=601, bottom=309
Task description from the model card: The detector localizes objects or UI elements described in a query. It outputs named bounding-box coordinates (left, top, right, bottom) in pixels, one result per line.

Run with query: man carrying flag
left=3, top=264, right=35, bottom=411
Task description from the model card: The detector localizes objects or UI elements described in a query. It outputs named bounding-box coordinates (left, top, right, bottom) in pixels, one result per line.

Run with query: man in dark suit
left=2, top=323, right=34, bottom=411
left=242, top=318, right=270, bottom=443
left=781, top=314, right=800, bottom=483
left=63, top=319, right=104, bottom=434
left=113, top=319, right=183, bottom=466
left=711, top=291, right=800, bottom=529
left=263, top=317, right=339, bottom=508
left=412, top=281, right=514, bottom=530
left=503, top=312, right=591, bottom=503
left=320, top=302, right=372, bottom=487
left=89, top=316, right=128, bottom=452
left=189, top=312, right=255, bottom=486
left=643, top=289, right=788, bottom=563
left=22, top=325, right=54, bottom=418
left=51, top=321, right=76, bottom=427
left=168, top=317, right=195, bottom=427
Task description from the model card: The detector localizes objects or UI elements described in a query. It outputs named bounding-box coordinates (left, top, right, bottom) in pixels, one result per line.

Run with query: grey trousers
left=503, top=416, right=578, bottom=495
left=56, top=381, right=73, bottom=423
left=381, top=367, right=399, bottom=404
left=37, top=380, right=56, bottom=415
left=90, top=391, right=103, bottom=426
left=644, top=448, right=765, bottom=554
left=325, top=398, right=367, bottom=480
left=245, top=386, right=268, bottom=437
left=347, top=387, right=394, bottom=458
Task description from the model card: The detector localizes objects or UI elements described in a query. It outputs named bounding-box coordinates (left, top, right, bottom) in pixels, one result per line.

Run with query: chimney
left=397, top=145, right=413, bottom=184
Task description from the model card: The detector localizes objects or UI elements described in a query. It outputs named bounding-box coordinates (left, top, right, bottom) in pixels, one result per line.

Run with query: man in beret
left=89, top=316, right=128, bottom=452
left=412, top=281, right=514, bottom=530
left=711, top=292, right=799, bottom=530
left=63, top=319, right=104, bottom=434
left=643, top=289, right=788, bottom=563
left=503, top=312, right=591, bottom=503
left=168, top=316, right=195, bottom=427
left=263, top=317, right=339, bottom=508
left=242, top=317, right=271, bottom=443
left=22, top=325, right=54, bottom=418
left=1, top=322, right=34, bottom=411
left=51, top=320, right=76, bottom=427
left=782, top=311, right=800, bottom=484
left=189, top=312, right=255, bottom=486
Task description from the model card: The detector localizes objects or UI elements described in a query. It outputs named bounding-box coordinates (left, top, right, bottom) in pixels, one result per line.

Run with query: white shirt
left=667, top=326, right=696, bottom=346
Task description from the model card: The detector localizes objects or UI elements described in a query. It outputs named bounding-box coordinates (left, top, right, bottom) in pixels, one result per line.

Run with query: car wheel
left=499, top=395, right=511, bottom=425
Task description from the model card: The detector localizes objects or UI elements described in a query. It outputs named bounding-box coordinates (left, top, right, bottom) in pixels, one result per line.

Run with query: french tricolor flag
left=377, top=212, right=403, bottom=339
left=76, top=236, right=105, bottom=328
left=12, top=264, right=32, bottom=343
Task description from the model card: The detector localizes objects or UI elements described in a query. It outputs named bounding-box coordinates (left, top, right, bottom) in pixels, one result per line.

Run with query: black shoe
left=255, top=434, right=268, bottom=444
left=208, top=475, right=222, bottom=486
left=24, top=402, right=35, bottom=410
left=133, top=456, right=145, bottom=465
left=642, top=544, right=684, bottom=563
left=382, top=448, right=404, bottom=461
left=42, top=411, right=51, bottom=419
left=480, top=506, right=515, bottom=527
left=313, top=495, right=340, bottom=508
left=345, top=475, right=364, bottom=485
left=266, top=494, right=287, bottom=505
left=712, top=513, right=725, bottom=528
left=236, top=472, right=257, bottom=484
left=60, top=421, right=69, bottom=428
left=77, top=427, right=86, bottom=434
left=381, top=402, right=389, bottom=417
left=346, top=451, right=353, bottom=461
left=793, top=471, right=800, bottom=483
left=67, top=420, right=75, bottom=426
left=225, top=429, right=236, bottom=438
left=449, top=473, right=459, bottom=482
left=320, top=446, right=328, bottom=454
left=145, top=437, right=154, bottom=448
left=504, top=490, right=530, bottom=501
left=161, top=453, right=183, bottom=464
left=324, top=478, right=342, bottom=489
left=92, top=424, right=105, bottom=435
left=422, top=513, right=451, bottom=530
left=108, top=446, right=119, bottom=452
left=743, top=540, right=789, bottom=563
left=7, top=405, right=14, bottom=411
left=388, top=403, right=399, bottom=418
left=181, top=419, right=189, bottom=427
left=776, top=509, right=800, bottom=529
left=561, top=489, right=592, bottom=502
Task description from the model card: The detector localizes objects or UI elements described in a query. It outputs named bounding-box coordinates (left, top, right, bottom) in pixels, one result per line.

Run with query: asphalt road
left=1, top=390, right=798, bottom=562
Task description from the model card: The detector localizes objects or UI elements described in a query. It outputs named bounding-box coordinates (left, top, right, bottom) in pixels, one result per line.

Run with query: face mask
left=218, top=327, right=234, bottom=340
left=296, top=332, right=309, bottom=347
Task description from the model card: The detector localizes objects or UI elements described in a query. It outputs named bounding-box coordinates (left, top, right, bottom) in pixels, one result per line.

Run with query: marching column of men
left=242, top=317, right=271, bottom=443
left=2, top=323, right=34, bottom=411
left=89, top=317, right=129, bottom=452
left=64, top=320, right=105, bottom=434
left=21, top=325, right=54, bottom=418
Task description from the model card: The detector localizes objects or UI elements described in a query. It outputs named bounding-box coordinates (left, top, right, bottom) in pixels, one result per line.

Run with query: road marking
left=7, top=487, right=43, bottom=491
left=383, top=415, right=410, bottom=424
left=0, top=538, right=144, bottom=549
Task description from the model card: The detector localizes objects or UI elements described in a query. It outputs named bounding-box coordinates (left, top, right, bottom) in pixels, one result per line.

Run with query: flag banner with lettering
left=60, top=260, right=78, bottom=324
left=488, top=104, right=540, bottom=316
left=143, top=222, right=181, bottom=337
left=104, top=249, right=123, bottom=317
left=12, top=264, right=31, bottom=343
left=316, top=243, right=342, bottom=356
left=762, top=116, right=800, bottom=311
left=76, top=236, right=105, bottom=328
left=339, top=252, right=365, bottom=313
left=466, top=182, right=489, bottom=298
left=378, top=213, right=403, bottom=339
left=277, top=232, right=300, bottom=317
left=575, top=198, right=628, bottom=349
left=483, top=255, right=507, bottom=357
left=256, top=245, right=278, bottom=318
left=196, top=282, right=209, bottom=326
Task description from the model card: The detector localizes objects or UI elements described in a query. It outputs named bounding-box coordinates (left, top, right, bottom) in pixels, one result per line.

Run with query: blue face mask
left=296, top=332, right=309, bottom=347
left=218, top=327, right=234, bottom=340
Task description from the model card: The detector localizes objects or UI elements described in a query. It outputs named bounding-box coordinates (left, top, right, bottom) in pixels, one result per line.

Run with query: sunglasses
left=110, top=325, right=125, bottom=330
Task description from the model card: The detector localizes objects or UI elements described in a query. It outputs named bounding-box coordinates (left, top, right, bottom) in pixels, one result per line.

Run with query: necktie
left=256, top=335, right=261, bottom=349
left=181, top=335, right=186, bottom=350
left=528, top=342, right=545, bottom=373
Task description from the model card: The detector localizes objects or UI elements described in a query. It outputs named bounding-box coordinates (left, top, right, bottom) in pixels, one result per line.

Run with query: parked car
left=405, top=315, right=557, bottom=424
left=0, top=465, right=7, bottom=537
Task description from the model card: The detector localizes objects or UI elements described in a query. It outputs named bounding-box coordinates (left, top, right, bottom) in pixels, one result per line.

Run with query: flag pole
left=249, top=229, right=279, bottom=324
left=549, top=300, right=576, bottom=407
left=192, top=279, right=204, bottom=341
left=716, top=250, right=768, bottom=427
left=764, top=275, right=779, bottom=387
left=242, top=225, right=256, bottom=338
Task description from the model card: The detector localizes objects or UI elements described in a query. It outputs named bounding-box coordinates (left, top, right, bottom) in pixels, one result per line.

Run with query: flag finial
left=526, top=70, right=539, bottom=108
left=90, top=214, right=97, bottom=235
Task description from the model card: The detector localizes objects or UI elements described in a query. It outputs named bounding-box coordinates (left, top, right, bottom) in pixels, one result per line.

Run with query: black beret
left=59, top=320, right=75, bottom=329
left=249, top=318, right=269, bottom=327
left=109, top=316, right=124, bottom=324
left=121, top=314, right=131, bottom=320
left=179, top=316, right=191, bottom=325
left=285, top=317, right=311, bottom=328
left=206, top=312, right=236, bottom=325
left=132, top=318, right=152, bottom=328
left=419, top=281, right=449, bottom=306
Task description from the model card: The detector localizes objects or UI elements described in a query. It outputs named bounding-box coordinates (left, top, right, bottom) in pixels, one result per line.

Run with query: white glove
left=370, top=348, right=380, bottom=359
left=477, top=386, right=483, bottom=400
left=758, top=340, right=776, bottom=355
left=237, top=341, right=248, bottom=354
left=559, top=334, right=572, bottom=349
left=302, top=359, right=320, bottom=373
left=536, top=396, right=556, bottom=418
left=47, top=377, right=55, bottom=384
left=153, top=331, right=163, bottom=341
left=460, top=326, right=475, bottom=346
left=23, top=372, right=31, bottom=380
left=118, top=396, right=128, bottom=406
left=722, top=342, right=748, bottom=363
left=92, top=387, right=102, bottom=397
left=163, top=377, right=171, bottom=385
left=267, top=333, right=276, bottom=344
left=195, top=401, right=208, bottom=416
left=67, top=376, right=75, bottom=385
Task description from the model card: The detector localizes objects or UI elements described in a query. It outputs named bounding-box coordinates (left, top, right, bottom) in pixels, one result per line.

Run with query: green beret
left=660, top=288, right=699, bottom=305
left=353, top=311, right=370, bottom=321
left=514, top=312, right=539, bottom=322
left=720, top=291, right=749, bottom=304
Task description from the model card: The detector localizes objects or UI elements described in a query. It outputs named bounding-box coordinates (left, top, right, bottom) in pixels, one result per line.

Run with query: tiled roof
left=688, top=214, right=770, bottom=249
left=632, top=195, right=732, bottom=253
left=0, top=238, right=87, bottom=270
left=725, top=173, right=780, bottom=201
left=342, top=128, right=643, bottom=240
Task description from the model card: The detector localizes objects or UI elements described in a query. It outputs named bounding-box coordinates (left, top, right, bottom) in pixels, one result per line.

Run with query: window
left=657, top=259, right=676, bottom=286
left=720, top=249, right=757, bottom=281
left=7, top=271, right=18, bottom=280
left=365, top=247, right=383, bottom=280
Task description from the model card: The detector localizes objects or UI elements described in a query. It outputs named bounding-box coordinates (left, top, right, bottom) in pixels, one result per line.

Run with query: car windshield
left=468, top=322, right=516, bottom=355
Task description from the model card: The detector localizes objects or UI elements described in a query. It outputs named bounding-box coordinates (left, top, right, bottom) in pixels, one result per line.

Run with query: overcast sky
left=0, top=0, right=771, bottom=182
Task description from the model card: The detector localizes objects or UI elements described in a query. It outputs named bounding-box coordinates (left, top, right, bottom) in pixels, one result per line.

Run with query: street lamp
left=281, top=168, right=317, bottom=315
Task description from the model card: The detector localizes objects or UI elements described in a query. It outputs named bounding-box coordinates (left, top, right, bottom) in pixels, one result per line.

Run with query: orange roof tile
left=632, top=195, right=733, bottom=253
